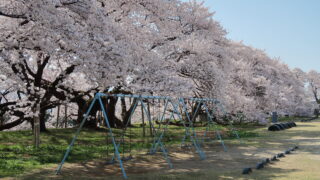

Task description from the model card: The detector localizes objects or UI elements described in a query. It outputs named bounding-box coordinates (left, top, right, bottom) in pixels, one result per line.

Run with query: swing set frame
left=55, top=93, right=241, bottom=179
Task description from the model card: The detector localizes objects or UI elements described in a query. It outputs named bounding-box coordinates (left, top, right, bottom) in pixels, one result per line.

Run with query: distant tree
left=306, top=70, right=320, bottom=117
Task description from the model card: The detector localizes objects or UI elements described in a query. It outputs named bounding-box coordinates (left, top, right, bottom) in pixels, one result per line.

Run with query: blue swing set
left=55, top=93, right=241, bottom=179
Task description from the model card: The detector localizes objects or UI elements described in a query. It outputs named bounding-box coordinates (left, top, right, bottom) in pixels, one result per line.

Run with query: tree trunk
left=120, top=97, right=127, bottom=124
left=33, top=103, right=40, bottom=148
left=98, top=110, right=103, bottom=126
left=37, top=104, right=48, bottom=132
left=106, top=97, right=118, bottom=128
left=104, top=96, right=124, bottom=128
left=39, top=112, right=47, bottom=132
left=56, top=105, right=60, bottom=128
left=64, top=104, right=68, bottom=128
left=314, top=108, right=319, bottom=118
left=191, top=102, right=201, bottom=123
left=141, top=104, right=145, bottom=137
left=76, top=99, right=97, bottom=128
left=76, top=95, right=126, bottom=129
left=123, top=98, right=138, bottom=126
left=40, top=118, right=47, bottom=132
left=147, top=101, right=153, bottom=136
left=77, top=100, right=86, bottom=123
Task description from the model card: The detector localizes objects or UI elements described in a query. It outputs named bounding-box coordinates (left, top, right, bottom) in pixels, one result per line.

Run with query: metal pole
left=98, top=94, right=128, bottom=179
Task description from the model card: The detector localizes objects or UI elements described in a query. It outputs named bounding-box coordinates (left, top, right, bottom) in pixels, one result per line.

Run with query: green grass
left=0, top=123, right=258, bottom=177
left=270, top=116, right=310, bottom=122
left=0, top=128, right=108, bottom=177
left=2, top=119, right=319, bottom=179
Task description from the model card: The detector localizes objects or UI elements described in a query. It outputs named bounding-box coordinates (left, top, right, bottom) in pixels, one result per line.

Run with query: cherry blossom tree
left=0, top=0, right=223, bottom=130
left=0, top=0, right=141, bottom=131
left=305, top=70, right=320, bottom=116
left=0, top=0, right=317, bottom=134
left=225, top=41, right=312, bottom=124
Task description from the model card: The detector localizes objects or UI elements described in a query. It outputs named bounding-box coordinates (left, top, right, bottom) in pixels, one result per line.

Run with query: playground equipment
left=268, top=122, right=296, bottom=131
left=56, top=93, right=241, bottom=179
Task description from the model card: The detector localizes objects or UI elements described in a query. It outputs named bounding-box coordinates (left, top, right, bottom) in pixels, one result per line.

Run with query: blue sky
left=191, top=0, right=320, bottom=72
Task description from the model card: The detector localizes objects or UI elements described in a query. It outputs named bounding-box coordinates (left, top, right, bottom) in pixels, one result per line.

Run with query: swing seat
left=180, top=144, right=192, bottom=149
left=121, top=155, right=133, bottom=161
left=146, top=151, right=156, bottom=155
left=203, top=137, right=212, bottom=142
left=105, top=159, right=116, bottom=165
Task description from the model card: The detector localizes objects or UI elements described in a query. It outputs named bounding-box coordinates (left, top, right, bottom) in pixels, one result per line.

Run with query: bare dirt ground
left=7, top=120, right=320, bottom=180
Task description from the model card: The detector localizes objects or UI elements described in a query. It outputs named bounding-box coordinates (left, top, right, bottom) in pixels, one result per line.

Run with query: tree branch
left=0, top=11, right=27, bottom=19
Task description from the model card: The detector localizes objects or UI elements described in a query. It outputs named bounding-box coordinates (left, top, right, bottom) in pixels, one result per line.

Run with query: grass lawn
left=1, top=118, right=319, bottom=179
left=0, top=123, right=249, bottom=177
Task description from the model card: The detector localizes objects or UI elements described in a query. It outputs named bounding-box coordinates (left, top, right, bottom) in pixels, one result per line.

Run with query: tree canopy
left=0, top=0, right=318, bottom=131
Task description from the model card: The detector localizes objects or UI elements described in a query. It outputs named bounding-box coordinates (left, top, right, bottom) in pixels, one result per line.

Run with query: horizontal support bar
left=180, top=97, right=220, bottom=103
left=97, top=93, right=170, bottom=100
left=96, top=93, right=220, bottom=103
